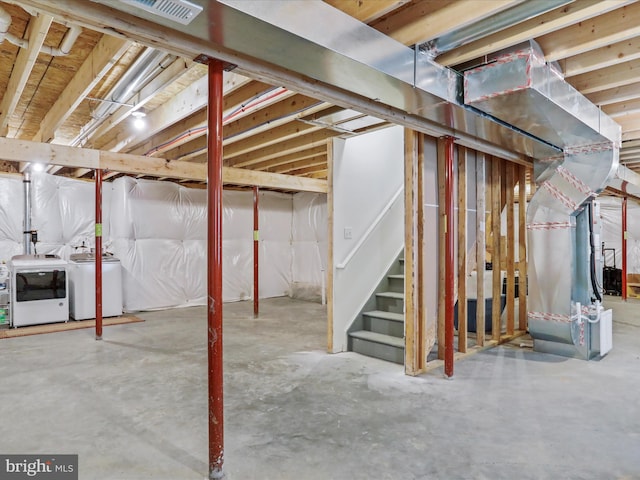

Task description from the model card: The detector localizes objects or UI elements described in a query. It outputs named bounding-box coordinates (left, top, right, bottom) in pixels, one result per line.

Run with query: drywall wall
left=332, top=125, right=405, bottom=352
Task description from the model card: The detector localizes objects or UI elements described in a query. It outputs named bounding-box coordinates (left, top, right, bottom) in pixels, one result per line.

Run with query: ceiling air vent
left=120, top=0, right=203, bottom=25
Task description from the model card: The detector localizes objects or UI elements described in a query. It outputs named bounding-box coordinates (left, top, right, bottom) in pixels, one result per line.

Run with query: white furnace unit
left=10, top=255, right=69, bottom=327
left=68, top=253, right=123, bottom=320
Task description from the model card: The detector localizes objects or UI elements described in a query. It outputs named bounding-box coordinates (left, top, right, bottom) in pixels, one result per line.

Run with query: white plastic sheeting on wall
left=0, top=175, right=24, bottom=262
left=291, top=192, right=328, bottom=301
left=599, top=195, right=640, bottom=273
left=0, top=173, right=328, bottom=313
left=31, top=174, right=113, bottom=258
left=109, top=177, right=208, bottom=311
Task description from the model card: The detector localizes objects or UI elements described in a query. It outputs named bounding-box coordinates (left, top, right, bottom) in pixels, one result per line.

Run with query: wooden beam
left=437, top=138, right=446, bottom=360
left=327, top=138, right=334, bottom=352
left=506, top=162, right=515, bottom=336
left=33, top=35, right=131, bottom=143
left=538, top=2, right=640, bottom=62
left=404, top=128, right=426, bottom=375
left=518, top=165, right=528, bottom=331
left=457, top=146, right=468, bottom=353
left=437, top=0, right=627, bottom=66
left=476, top=153, right=486, bottom=347
left=569, top=58, right=640, bottom=95
left=602, top=98, right=640, bottom=118
left=268, top=156, right=327, bottom=174
left=562, top=36, right=640, bottom=78
left=371, top=0, right=521, bottom=46
left=324, top=0, right=411, bottom=23
left=0, top=137, right=326, bottom=192
left=587, top=81, right=640, bottom=106
left=0, top=13, right=53, bottom=137
left=223, top=122, right=322, bottom=160
left=246, top=146, right=327, bottom=171
left=491, top=157, right=502, bottom=341
left=227, top=130, right=341, bottom=168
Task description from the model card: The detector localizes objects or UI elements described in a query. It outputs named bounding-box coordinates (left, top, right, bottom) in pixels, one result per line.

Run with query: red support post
left=622, top=197, right=628, bottom=301
left=253, top=185, right=259, bottom=317
left=95, top=168, right=103, bottom=340
left=207, top=59, right=224, bottom=478
left=444, top=136, right=455, bottom=378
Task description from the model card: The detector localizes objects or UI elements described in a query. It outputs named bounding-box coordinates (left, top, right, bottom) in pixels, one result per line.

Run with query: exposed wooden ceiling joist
left=561, top=37, right=640, bottom=78
left=324, top=0, right=411, bottom=24
left=436, top=0, right=629, bottom=66
left=0, top=12, right=52, bottom=136
left=569, top=57, right=640, bottom=94
left=33, top=34, right=130, bottom=143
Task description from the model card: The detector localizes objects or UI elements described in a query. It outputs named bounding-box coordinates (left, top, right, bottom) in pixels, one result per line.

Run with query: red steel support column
left=95, top=168, right=103, bottom=340
left=623, top=197, right=628, bottom=301
left=207, top=59, right=224, bottom=478
left=444, top=136, right=455, bottom=378
left=253, top=186, right=259, bottom=317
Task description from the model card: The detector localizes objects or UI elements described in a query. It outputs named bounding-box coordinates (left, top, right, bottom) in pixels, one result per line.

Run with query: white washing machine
left=10, top=255, right=69, bottom=327
left=68, top=253, right=123, bottom=320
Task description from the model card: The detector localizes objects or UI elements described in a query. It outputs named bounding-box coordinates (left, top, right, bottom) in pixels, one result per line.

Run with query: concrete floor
left=1, top=296, right=640, bottom=479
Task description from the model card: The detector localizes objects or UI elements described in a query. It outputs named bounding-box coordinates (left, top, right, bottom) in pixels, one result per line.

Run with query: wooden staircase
left=348, top=255, right=405, bottom=364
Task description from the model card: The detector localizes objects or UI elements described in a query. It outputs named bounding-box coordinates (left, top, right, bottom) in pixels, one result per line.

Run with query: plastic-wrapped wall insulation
left=31, top=174, right=113, bottom=258
left=599, top=196, right=623, bottom=269
left=291, top=192, right=328, bottom=301
left=0, top=173, right=326, bottom=312
left=0, top=175, right=24, bottom=262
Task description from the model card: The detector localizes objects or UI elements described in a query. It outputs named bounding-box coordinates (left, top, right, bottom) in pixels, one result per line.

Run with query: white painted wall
left=331, top=125, right=404, bottom=352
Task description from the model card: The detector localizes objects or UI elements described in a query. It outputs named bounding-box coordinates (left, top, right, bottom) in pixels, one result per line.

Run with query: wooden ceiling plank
left=623, top=130, right=640, bottom=141
left=248, top=146, right=327, bottom=171
left=569, top=58, right=640, bottom=94
left=586, top=81, right=640, bottom=106
left=0, top=137, right=326, bottom=192
left=623, top=139, right=640, bottom=149
left=34, top=35, right=131, bottom=143
left=223, top=122, right=321, bottom=160
left=602, top=97, right=640, bottom=118
left=437, top=0, right=630, bottom=66
left=0, top=13, right=53, bottom=137
left=227, top=130, right=341, bottom=168
left=538, top=2, right=640, bottom=62
left=269, top=156, right=327, bottom=174
left=371, top=0, right=522, bottom=46
left=562, top=36, right=640, bottom=78
left=323, top=0, right=411, bottom=23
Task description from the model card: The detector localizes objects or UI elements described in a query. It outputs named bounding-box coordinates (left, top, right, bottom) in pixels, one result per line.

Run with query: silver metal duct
left=465, top=41, right=620, bottom=359
left=423, top=0, right=573, bottom=57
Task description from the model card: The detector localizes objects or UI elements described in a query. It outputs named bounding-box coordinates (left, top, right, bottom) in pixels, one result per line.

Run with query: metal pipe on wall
left=622, top=197, right=628, bottom=301
left=207, top=58, right=225, bottom=479
left=23, top=171, right=31, bottom=255
left=253, top=185, right=259, bottom=317
left=95, top=168, right=103, bottom=340
left=444, top=136, right=455, bottom=378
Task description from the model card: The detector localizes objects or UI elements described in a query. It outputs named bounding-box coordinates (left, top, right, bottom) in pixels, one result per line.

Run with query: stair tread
left=387, top=274, right=405, bottom=280
left=363, top=310, right=404, bottom=322
left=376, top=291, right=404, bottom=299
left=349, top=330, right=405, bottom=348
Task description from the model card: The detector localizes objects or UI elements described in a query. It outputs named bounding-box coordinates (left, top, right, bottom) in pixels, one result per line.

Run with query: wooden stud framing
left=327, top=139, right=334, bottom=353
left=437, top=138, right=446, bottom=360
left=457, top=146, right=468, bottom=353
left=404, top=129, right=426, bottom=375
left=518, top=165, right=528, bottom=331
left=491, top=157, right=502, bottom=341
left=476, top=153, right=486, bottom=347
left=506, top=163, right=516, bottom=336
